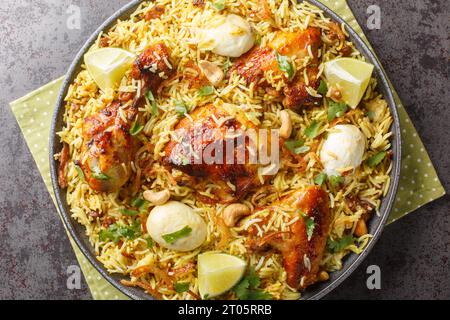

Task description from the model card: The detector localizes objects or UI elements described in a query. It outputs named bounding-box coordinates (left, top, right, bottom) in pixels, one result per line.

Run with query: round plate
left=49, top=0, right=401, bottom=300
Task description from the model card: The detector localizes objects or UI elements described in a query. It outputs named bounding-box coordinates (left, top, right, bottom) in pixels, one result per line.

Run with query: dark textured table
left=0, top=0, right=448, bottom=300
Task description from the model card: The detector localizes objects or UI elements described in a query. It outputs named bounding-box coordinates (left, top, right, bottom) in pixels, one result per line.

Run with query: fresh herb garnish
left=302, top=214, right=316, bottom=241
left=366, top=151, right=387, bottom=168
left=255, top=33, right=262, bottom=46
left=329, top=175, right=344, bottom=188
left=317, top=80, right=328, bottom=95
left=198, top=85, right=214, bottom=97
left=162, top=226, right=192, bottom=244
left=304, top=120, right=322, bottom=139
left=276, top=52, right=295, bottom=81
left=327, top=235, right=355, bottom=253
left=120, top=208, right=140, bottom=216
left=232, top=267, right=273, bottom=300
left=91, top=165, right=110, bottom=181
left=327, top=100, right=348, bottom=122
left=145, top=236, right=155, bottom=248
left=99, top=220, right=142, bottom=244
left=175, top=101, right=188, bottom=117
left=74, top=164, right=85, bottom=182
left=146, top=90, right=159, bottom=117
left=284, top=139, right=309, bottom=155
left=212, top=0, right=226, bottom=11
left=131, top=196, right=146, bottom=208
left=174, top=282, right=190, bottom=293
left=314, top=173, right=327, bottom=186
left=130, top=120, right=144, bottom=136
left=223, top=59, right=232, bottom=73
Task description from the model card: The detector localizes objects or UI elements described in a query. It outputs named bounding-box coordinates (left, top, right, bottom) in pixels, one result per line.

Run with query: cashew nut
left=279, top=110, right=292, bottom=139
left=143, top=189, right=171, bottom=206
left=199, top=60, right=224, bottom=86
left=354, top=218, right=368, bottom=237
left=223, top=203, right=251, bottom=227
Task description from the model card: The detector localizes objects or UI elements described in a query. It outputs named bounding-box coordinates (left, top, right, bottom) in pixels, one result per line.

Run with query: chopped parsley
left=175, top=101, right=188, bottom=117
left=198, top=85, right=214, bottom=97
left=327, top=100, right=348, bottom=122
left=314, top=173, right=327, bottom=186
left=146, top=90, right=159, bottom=117
left=327, top=235, right=355, bottom=253
left=232, top=268, right=273, bottom=300
left=304, top=120, right=322, bottom=139
left=130, top=120, right=144, bottom=136
left=317, top=80, right=328, bottom=95
left=162, top=226, right=192, bottom=244
left=366, top=151, right=387, bottom=168
left=174, top=282, right=190, bottom=293
left=276, top=52, right=295, bottom=81
left=284, top=139, right=309, bottom=154
left=99, top=220, right=142, bottom=244
left=329, top=175, right=344, bottom=188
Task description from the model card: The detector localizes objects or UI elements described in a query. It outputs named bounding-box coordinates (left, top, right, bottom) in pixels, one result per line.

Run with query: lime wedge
left=84, top=47, right=136, bottom=92
left=324, top=58, right=374, bottom=108
left=198, top=252, right=247, bottom=299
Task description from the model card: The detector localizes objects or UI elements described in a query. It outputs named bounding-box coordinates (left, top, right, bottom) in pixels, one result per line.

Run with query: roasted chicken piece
left=164, top=103, right=264, bottom=202
left=80, top=101, right=138, bottom=193
left=249, top=186, right=331, bottom=289
left=230, top=27, right=322, bottom=110
left=131, top=43, right=176, bottom=96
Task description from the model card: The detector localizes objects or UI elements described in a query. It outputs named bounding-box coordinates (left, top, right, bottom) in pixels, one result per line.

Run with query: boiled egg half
left=146, top=201, right=207, bottom=252
left=319, top=125, right=366, bottom=177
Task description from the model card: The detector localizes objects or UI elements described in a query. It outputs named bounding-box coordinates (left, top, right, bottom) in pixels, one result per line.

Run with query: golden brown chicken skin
left=164, top=103, right=261, bottom=202
left=80, top=101, right=138, bottom=193
left=230, top=27, right=322, bottom=110
left=249, top=186, right=330, bottom=290
left=131, top=43, right=176, bottom=95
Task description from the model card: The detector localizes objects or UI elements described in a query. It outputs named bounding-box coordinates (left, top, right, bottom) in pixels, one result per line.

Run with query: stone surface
left=0, top=0, right=448, bottom=300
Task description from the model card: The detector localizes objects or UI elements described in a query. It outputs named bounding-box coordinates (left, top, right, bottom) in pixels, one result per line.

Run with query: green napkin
left=9, top=0, right=445, bottom=300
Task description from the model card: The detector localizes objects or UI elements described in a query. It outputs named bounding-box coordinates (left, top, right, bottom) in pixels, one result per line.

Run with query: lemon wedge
left=84, top=47, right=136, bottom=92
left=324, top=58, right=374, bottom=108
left=198, top=253, right=247, bottom=299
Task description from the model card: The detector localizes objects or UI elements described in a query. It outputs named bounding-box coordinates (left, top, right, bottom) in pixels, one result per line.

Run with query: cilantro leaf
left=146, top=90, right=159, bottom=117
left=174, top=282, right=190, bottom=293
left=145, top=236, right=155, bottom=248
left=162, top=226, right=192, bottom=244
left=99, top=221, right=142, bottom=244
left=276, top=52, right=295, bottom=81
left=232, top=267, right=273, bottom=300
left=90, top=165, right=110, bottom=181
left=329, top=175, right=344, bottom=188
left=302, top=215, right=316, bottom=241
left=314, top=173, right=327, bottom=186
left=212, top=0, right=225, bottom=11
left=304, top=120, right=322, bottom=139
left=327, top=235, right=355, bottom=253
left=366, top=151, right=387, bottom=168
left=366, top=111, right=375, bottom=121
left=285, top=139, right=309, bottom=154
left=74, top=164, right=85, bottom=182
left=327, top=100, right=348, bottom=122
left=317, top=80, right=328, bottom=95
left=120, top=208, right=140, bottom=216
left=175, top=101, right=188, bottom=117
left=198, top=85, right=214, bottom=97
left=130, top=120, right=144, bottom=136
